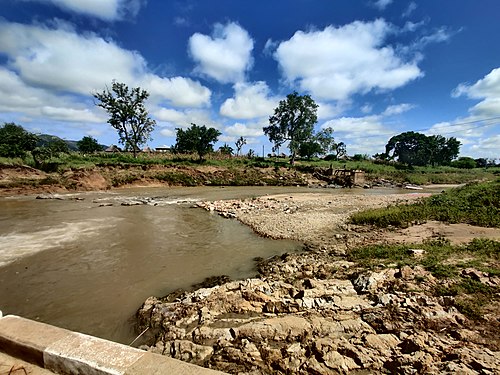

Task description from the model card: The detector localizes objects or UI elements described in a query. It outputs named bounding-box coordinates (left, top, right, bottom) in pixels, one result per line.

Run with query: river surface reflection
left=0, top=185, right=439, bottom=344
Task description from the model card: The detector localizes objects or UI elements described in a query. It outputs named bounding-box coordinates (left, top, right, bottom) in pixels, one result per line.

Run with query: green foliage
left=0, top=123, right=38, bottom=158
left=352, top=154, right=370, bottom=161
left=77, top=136, right=103, bottom=153
left=435, top=278, right=496, bottom=320
left=298, top=140, right=323, bottom=160
left=173, top=123, right=221, bottom=161
left=218, top=143, right=234, bottom=155
left=350, top=180, right=500, bottom=228
left=349, top=237, right=499, bottom=280
left=94, top=81, right=155, bottom=157
left=385, top=131, right=460, bottom=166
left=264, top=91, right=318, bottom=163
left=451, top=156, right=477, bottom=169
left=46, top=139, right=70, bottom=154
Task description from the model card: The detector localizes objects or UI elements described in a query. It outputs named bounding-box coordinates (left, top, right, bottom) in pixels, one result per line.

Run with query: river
left=0, top=186, right=316, bottom=344
left=0, top=185, right=442, bottom=345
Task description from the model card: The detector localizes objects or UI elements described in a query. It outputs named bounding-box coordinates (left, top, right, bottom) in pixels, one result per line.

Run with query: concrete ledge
left=0, top=315, right=226, bottom=374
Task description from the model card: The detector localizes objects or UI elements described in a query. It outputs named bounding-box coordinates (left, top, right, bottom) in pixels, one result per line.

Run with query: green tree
left=315, top=127, right=346, bottom=159
left=0, top=123, right=38, bottom=158
left=385, top=131, right=460, bottom=166
left=173, top=123, right=221, bottom=161
left=235, top=136, right=247, bottom=155
left=93, top=81, right=155, bottom=158
left=47, top=139, right=70, bottom=155
left=451, top=157, right=477, bottom=169
left=298, top=140, right=323, bottom=160
left=219, top=143, right=234, bottom=156
left=77, top=136, right=102, bottom=153
left=264, top=91, right=318, bottom=164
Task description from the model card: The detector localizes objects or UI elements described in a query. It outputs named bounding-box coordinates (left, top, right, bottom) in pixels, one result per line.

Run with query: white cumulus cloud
left=189, top=22, right=254, bottom=84
left=153, top=108, right=216, bottom=129
left=453, top=68, right=500, bottom=117
left=274, top=19, right=422, bottom=101
left=220, top=82, right=279, bottom=119
left=320, top=102, right=415, bottom=155
left=0, top=20, right=212, bottom=127
left=144, top=75, right=211, bottom=108
left=224, top=121, right=265, bottom=137
left=0, top=21, right=144, bottom=94
left=24, top=0, right=144, bottom=20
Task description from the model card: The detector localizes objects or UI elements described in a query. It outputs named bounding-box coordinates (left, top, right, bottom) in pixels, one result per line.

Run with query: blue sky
left=1, top=0, right=499, bottom=158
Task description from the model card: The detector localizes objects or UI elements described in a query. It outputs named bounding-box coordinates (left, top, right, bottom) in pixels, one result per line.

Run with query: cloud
left=372, top=0, right=393, bottom=10
left=0, top=66, right=105, bottom=123
left=220, top=82, right=279, bottom=119
left=320, top=102, right=415, bottom=155
left=0, top=21, right=145, bottom=94
left=224, top=121, right=265, bottom=137
left=402, top=2, right=417, bottom=18
left=323, top=115, right=388, bottom=137
left=453, top=68, right=500, bottom=117
left=274, top=20, right=422, bottom=101
left=24, top=0, right=144, bottom=20
left=144, top=75, right=211, bottom=107
left=470, top=134, right=500, bottom=158
left=188, top=22, right=254, bottom=83
left=382, top=103, right=415, bottom=116
left=321, top=115, right=391, bottom=156
left=153, top=108, right=216, bottom=129
left=40, top=106, right=103, bottom=123
left=0, top=20, right=212, bottom=125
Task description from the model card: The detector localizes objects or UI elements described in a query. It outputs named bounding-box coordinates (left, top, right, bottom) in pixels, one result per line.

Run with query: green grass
left=348, top=238, right=500, bottom=319
left=350, top=180, right=500, bottom=228
left=349, top=238, right=499, bottom=277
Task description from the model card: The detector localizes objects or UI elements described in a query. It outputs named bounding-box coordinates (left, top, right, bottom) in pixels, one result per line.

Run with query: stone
left=323, top=351, right=360, bottom=372
left=170, top=340, right=214, bottom=365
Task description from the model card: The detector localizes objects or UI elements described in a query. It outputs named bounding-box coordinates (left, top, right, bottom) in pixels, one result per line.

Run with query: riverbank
left=1, top=159, right=497, bottom=197
left=138, top=191, right=500, bottom=374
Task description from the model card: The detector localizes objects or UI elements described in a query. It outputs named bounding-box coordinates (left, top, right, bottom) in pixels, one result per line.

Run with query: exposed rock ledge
left=137, top=193, right=500, bottom=374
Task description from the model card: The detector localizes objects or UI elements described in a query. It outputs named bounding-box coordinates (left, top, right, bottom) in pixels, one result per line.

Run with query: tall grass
left=350, top=179, right=500, bottom=228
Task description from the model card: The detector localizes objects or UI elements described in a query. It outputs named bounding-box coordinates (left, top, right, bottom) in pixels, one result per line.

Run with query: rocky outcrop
left=137, top=259, right=500, bottom=374
left=138, top=193, right=500, bottom=374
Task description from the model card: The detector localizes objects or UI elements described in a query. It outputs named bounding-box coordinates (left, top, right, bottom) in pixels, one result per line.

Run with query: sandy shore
left=198, top=191, right=500, bottom=247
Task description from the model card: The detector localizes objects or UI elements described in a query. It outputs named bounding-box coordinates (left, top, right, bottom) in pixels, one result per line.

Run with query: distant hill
left=37, top=134, right=106, bottom=151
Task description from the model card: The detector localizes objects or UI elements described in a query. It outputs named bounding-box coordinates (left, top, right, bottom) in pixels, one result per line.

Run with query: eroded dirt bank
left=137, top=193, right=500, bottom=374
left=0, top=164, right=310, bottom=196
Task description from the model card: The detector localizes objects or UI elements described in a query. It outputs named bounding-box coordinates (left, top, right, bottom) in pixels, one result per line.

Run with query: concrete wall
left=0, top=315, right=226, bottom=375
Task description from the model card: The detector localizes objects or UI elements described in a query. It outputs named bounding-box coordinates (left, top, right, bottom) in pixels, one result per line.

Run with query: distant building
left=105, top=145, right=121, bottom=152
left=155, top=146, right=171, bottom=153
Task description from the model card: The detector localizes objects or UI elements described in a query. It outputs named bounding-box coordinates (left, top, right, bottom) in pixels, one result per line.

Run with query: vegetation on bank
left=348, top=237, right=500, bottom=320
left=350, top=179, right=500, bottom=228
left=1, top=151, right=499, bottom=188
left=348, top=182, right=500, bottom=320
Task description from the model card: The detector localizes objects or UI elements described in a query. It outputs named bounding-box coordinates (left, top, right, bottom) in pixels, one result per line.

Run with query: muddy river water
left=0, top=186, right=313, bottom=344
left=0, top=185, right=436, bottom=345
